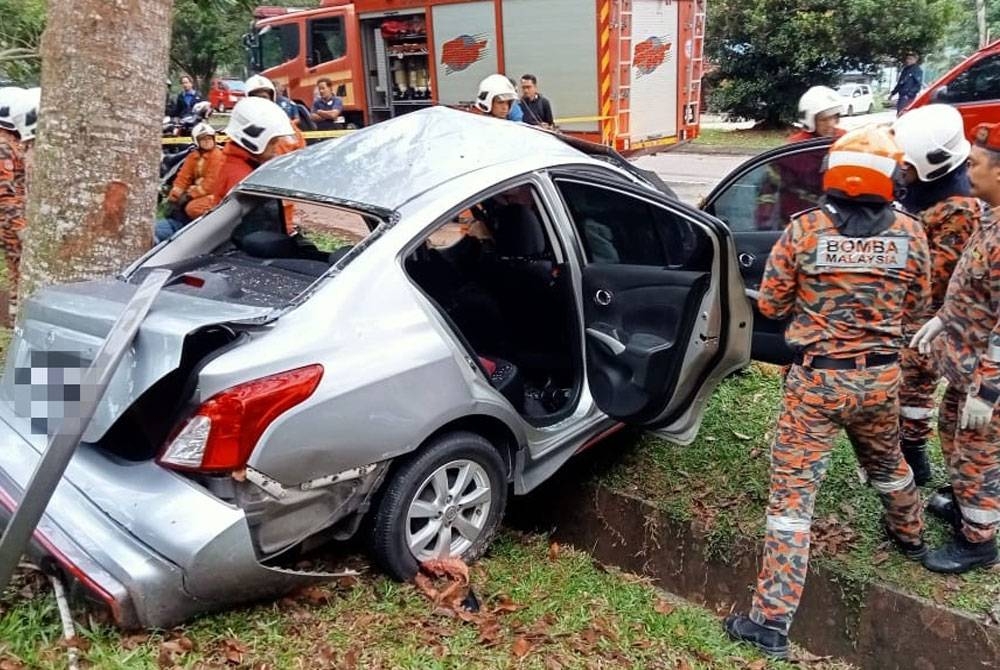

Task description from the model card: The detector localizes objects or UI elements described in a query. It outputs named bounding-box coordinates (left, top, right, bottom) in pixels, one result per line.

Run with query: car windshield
left=836, top=85, right=854, bottom=96
left=225, top=80, right=246, bottom=92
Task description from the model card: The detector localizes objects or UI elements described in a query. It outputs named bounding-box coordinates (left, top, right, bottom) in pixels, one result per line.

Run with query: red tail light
left=158, top=364, right=323, bottom=472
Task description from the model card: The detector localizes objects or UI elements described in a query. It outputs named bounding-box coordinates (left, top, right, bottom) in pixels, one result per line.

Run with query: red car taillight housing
left=158, top=364, right=323, bottom=473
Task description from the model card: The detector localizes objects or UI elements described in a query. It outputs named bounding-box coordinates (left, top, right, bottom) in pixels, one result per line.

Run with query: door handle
left=586, top=327, right=626, bottom=355
left=738, top=252, right=756, bottom=268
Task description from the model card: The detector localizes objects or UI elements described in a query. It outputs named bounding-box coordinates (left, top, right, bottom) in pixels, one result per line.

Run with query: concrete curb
left=529, top=483, right=999, bottom=670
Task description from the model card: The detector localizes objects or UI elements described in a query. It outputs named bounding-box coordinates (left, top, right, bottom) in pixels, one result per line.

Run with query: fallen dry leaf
left=871, top=551, right=891, bottom=566
left=223, top=638, right=247, bottom=666
left=420, top=557, right=470, bottom=584
left=478, top=618, right=503, bottom=646
left=342, top=645, right=360, bottom=669
left=512, top=636, right=534, bottom=659
left=676, top=659, right=693, bottom=670
left=654, top=599, right=675, bottom=616
left=492, top=594, right=519, bottom=614
left=548, top=542, right=560, bottom=561
left=745, top=660, right=767, bottom=670
left=732, top=430, right=752, bottom=440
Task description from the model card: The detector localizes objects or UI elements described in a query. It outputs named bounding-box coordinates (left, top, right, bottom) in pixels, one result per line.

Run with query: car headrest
left=491, top=204, right=546, bottom=257
left=239, top=230, right=299, bottom=258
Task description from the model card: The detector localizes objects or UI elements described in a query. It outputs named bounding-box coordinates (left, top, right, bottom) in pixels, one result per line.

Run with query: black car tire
left=847, top=105, right=854, bottom=116
left=369, top=431, right=508, bottom=580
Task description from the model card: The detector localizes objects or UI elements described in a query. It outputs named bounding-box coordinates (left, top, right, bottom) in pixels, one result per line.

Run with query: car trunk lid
left=1, top=277, right=272, bottom=444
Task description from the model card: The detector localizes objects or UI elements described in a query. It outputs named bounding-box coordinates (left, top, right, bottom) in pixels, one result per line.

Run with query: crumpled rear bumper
left=0, top=405, right=320, bottom=629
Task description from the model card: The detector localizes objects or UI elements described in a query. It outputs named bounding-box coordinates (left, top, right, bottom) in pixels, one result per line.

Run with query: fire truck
left=245, top=0, right=706, bottom=152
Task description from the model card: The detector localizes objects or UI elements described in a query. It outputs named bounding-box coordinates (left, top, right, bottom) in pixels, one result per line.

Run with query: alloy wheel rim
left=406, top=459, right=492, bottom=562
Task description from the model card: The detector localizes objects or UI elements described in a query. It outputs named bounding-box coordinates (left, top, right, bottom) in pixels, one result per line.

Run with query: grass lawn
left=601, top=364, right=1000, bottom=619
left=692, top=128, right=787, bottom=152
left=0, top=533, right=851, bottom=669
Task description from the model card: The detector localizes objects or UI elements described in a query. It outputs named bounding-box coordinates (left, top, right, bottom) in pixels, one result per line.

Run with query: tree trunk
left=21, top=0, right=173, bottom=301
left=977, top=0, right=988, bottom=48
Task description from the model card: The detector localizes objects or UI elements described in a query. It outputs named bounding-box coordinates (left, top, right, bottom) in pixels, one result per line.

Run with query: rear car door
left=700, top=137, right=834, bottom=364
left=552, top=175, right=751, bottom=445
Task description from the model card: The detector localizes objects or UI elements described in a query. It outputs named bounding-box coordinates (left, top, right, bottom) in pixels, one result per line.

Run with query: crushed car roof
left=238, top=106, right=589, bottom=215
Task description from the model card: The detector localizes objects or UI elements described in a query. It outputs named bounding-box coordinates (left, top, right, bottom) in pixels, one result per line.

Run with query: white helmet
left=244, top=74, right=276, bottom=100
left=0, top=87, right=26, bottom=136
left=475, top=74, right=517, bottom=113
left=797, top=86, right=843, bottom=132
left=892, top=104, right=971, bottom=182
left=224, top=96, right=294, bottom=155
left=191, top=122, right=216, bottom=142
left=17, top=88, right=40, bottom=142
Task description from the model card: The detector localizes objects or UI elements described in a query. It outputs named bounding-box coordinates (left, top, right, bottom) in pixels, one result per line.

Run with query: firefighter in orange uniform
left=726, top=127, right=931, bottom=657
left=0, top=87, right=39, bottom=321
left=911, top=122, right=1000, bottom=574
left=154, top=122, right=225, bottom=242
left=891, top=105, right=979, bottom=484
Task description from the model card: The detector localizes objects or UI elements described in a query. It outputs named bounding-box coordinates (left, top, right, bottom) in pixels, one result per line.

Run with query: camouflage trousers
left=750, top=362, right=923, bottom=633
left=899, top=346, right=938, bottom=447
left=0, top=201, right=23, bottom=321
left=938, top=384, right=1000, bottom=542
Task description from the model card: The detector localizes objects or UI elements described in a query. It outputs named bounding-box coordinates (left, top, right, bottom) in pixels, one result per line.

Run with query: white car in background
left=837, top=83, right=876, bottom=115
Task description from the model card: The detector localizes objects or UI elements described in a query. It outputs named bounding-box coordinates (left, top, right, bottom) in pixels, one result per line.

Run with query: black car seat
left=484, top=204, right=570, bottom=375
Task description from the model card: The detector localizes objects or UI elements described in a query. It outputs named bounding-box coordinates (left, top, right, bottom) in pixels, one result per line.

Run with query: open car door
left=701, top=137, right=835, bottom=364
left=552, top=176, right=751, bottom=445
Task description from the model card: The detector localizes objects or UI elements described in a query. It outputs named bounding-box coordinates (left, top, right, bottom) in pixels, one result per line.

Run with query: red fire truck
left=245, top=0, right=706, bottom=152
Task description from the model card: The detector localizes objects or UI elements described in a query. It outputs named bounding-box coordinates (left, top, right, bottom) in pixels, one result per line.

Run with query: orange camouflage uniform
left=930, top=204, right=1000, bottom=542
left=0, top=130, right=25, bottom=318
left=899, top=197, right=980, bottom=446
left=752, top=207, right=930, bottom=632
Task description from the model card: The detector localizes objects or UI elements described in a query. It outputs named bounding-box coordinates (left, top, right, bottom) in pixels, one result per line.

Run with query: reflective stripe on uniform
left=827, top=150, right=897, bottom=178
left=987, top=336, right=1000, bottom=362
left=900, top=406, right=934, bottom=419
left=958, top=503, right=1000, bottom=526
left=871, top=470, right=914, bottom=494
left=766, top=515, right=811, bottom=533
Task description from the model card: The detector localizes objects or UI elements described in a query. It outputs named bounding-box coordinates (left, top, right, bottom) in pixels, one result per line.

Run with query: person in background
left=154, top=122, right=224, bottom=243
left=892, top=104, right=979, bottom=485
left=245, top=74, right=306, bottom=150
left=506, top=77, right=524, bottom=122
left=520, top=74, right=554, bottom=128
left=910, top=122, right=1000, bottom=574
left=754, top=86, right=845, bottom=230
left=475, top=74, right=518, bottom=120
left=0, top=86, right=38, bottom=322
left=891, top=53, right=924, bottom=116
left=172, top=75, right=203, bottom=119
left=311, top=78, right=344, bottom=131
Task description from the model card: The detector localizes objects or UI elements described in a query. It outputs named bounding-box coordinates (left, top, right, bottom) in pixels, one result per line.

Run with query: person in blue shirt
left=505, top=77, right=524, bottom=122
left=891, top=53, right=924, bottom=116
left=310, top=78, right=344, bottom=131
left=171, top=75, right=203, bottom=119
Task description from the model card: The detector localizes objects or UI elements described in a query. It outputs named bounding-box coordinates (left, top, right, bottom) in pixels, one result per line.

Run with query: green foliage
left=170, top=0, right=258, bottom=92
left=706, top=0, right=961, bottom=125
left=0, top=0, right=46, bottom=84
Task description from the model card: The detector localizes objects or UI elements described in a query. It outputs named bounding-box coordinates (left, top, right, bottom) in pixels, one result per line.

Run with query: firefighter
left=892, top=104, right=979, bottom=485
left=214, top=97, right=295, bottom=201
left=0, top=86, right=39, bottom=322
left=754, top=86, right=846, bottom=229
left=244, top=74, right=306, bottom=151
left=474, top=74, right=518, bottom=120
left=154, top=122, right=224, bottom=243
left=910, top=122, right=1000, bottom=573
left=726, top=127, right=931, bottom=657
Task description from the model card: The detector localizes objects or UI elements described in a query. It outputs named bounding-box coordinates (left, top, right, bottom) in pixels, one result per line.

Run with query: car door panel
left=550, top=174, right=751, bottom=443
left=583, top=265, right=710, bottom=422
left=701, top=138, right=834, bottom=365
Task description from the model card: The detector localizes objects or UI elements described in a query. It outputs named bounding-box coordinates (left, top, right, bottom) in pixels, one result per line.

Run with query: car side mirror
left=930, top=85, right=948, bottom=103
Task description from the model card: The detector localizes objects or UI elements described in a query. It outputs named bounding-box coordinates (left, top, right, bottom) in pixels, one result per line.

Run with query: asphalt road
left=634, top=152, right=747, bottom=206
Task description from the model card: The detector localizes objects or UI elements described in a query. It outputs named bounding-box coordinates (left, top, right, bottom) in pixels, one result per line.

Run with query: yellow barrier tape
left=163, top=128, right=354, bottom=146
left=552, top=115, right=615, bottom=124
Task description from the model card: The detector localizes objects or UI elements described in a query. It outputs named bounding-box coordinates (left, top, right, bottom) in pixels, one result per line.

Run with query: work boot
left=901, top=440, right=932, bottom=486
left=927, top=486, right=961, bottom=529
left=883, top=518, right=928, bottom=561
left=723, top=614, right=789, bottom=659
left=923, top=535, right=1000, bottom=574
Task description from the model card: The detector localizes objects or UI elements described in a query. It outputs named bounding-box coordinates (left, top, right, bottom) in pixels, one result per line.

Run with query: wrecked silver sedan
left=0, top=107, right=758, bottom=627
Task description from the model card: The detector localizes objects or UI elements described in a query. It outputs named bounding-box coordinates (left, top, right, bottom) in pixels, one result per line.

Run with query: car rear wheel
left=846, top=105, right=854, bottom=116
left=369, top=431, right=508, bottom=580
left=867, top=103, right=874, bottom=114
left=216, top=102, right=226, bottom=112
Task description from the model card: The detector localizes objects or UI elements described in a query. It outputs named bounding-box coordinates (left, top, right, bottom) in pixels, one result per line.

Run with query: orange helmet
left=822, top=126, right=904, bottom=203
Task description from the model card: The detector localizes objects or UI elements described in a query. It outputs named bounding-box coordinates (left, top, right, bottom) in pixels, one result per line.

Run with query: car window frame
left=944, top=52, right=1000, bottom=104
left=307, top=16, right=347, bottom=66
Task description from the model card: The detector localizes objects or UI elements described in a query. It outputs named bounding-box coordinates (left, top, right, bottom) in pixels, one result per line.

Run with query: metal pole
left=0, top=269, right=171, bottom=591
